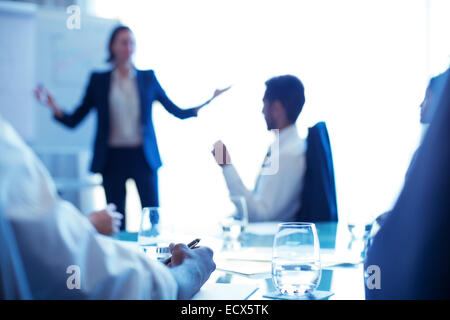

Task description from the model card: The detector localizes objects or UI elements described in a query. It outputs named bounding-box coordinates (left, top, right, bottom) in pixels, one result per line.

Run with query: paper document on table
left=192, top=283, right=259, bottom=300
left=218, top=248, right=363, bottom=268
left=215, top=259, right=272, bottom=278
left=218, top=247, right=272, bottom=262
left=320, top=249, right=363, bottom=268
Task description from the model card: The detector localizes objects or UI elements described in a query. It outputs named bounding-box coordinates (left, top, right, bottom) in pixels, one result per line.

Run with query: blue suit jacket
left=56, top=70, right=197, bottom=173
left=365, top=72, right=450, bottom=299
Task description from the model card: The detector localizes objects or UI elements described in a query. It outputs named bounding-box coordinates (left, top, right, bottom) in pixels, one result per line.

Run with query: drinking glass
left=347, top=213, right=374, bottom=258
left=137, top=207, right=171, bottom=262
left=272, top=222, right=322, bottom=296
left=220, top=196, right=248, bottom=241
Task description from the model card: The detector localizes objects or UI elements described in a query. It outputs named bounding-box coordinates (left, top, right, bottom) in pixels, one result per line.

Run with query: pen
left=163, top=238, right=201, bottom=265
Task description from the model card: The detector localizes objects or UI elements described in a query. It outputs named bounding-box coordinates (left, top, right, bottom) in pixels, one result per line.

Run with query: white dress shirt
left=222, top=124, right=306, bottom=222
left=0, top=115, right=177, bottom=299
left=108, top=67, right=143, bottom=147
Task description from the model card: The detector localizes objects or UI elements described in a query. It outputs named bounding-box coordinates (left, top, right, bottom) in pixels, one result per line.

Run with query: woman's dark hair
left=107, top=25, right=132, bottom=63
left=264, top=75, right=305, bottom=123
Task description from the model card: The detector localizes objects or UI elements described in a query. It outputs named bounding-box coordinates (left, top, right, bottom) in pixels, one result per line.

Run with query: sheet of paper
left=320, top=248, right=363, bottom=268
left=217, top=247, right=272, bottom=262
left=192, top=283, right=259, bottom=300
left=215, top=258, right=272, bottom=278
left=217, top=248, right=363, bottom=268
left=263, top=290, right=334, bottom=300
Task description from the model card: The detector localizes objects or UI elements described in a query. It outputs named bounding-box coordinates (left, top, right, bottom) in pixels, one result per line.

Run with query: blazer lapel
left=102, top=70, right=112, bottom=107
left=136, top=70, right=147, bottom=124
left=101, top=71, right=112, bottom=131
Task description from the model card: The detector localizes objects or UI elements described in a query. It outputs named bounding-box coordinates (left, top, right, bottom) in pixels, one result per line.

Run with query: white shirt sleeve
left=221, top=147, right=306, bottom=222
left=0, top=116, right=177, bottom=299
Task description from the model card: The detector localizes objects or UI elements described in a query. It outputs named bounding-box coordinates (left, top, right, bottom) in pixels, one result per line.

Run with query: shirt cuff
left=147, top=261, right=179, bottom=300
left=53, top=111, right=66, bottom=122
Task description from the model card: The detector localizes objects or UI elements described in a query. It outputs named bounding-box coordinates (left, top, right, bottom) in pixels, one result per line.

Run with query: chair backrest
left=0, top=209, right=32, bottom=300
left=297, top=122, right=338, bottom=222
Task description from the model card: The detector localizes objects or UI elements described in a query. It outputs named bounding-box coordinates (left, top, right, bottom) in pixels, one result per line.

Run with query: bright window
left=86, top=0, right=449, bottom=232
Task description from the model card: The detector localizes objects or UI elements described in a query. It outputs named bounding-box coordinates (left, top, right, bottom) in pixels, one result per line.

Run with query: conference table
left=114, top=221, right=367, bottom=300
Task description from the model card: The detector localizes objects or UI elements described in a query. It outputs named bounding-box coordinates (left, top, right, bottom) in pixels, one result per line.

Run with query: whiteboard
left=0, top=1, right=37, bottom=141
left=33, top=8, right=119, bottom=149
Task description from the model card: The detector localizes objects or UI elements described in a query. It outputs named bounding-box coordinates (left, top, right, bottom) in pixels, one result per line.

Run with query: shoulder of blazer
left=85, top=70, right=111, bottom=85
left=89, top=70, right=112, bottom=84
left=137, top=69, right=156, bottom=81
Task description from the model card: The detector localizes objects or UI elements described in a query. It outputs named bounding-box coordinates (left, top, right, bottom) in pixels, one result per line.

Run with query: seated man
left=0, top=115, right=215, bottom=299
left=212, top=75, right=307, bottom=222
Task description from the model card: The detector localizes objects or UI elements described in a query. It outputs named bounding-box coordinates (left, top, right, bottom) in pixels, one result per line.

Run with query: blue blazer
left=365, top=71, right=450, bottom=299
left=56, top=70, right=197, bottom=173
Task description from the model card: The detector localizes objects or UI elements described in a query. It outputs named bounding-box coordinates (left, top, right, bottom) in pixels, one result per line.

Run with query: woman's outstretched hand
left=34, top=85, right=63, bottom=118
left=212, top=85, right=232, bottom=100
left=194, top=85, right=232, bottom=116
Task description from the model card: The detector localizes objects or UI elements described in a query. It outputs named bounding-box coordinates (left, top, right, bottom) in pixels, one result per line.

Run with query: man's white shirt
left=221, top=124, right=307, bottom=222
left=0, top=115, right=177, bottom=299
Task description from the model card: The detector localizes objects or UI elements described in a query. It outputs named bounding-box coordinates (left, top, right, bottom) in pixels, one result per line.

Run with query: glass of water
left=137, top=207, right=171, bottom=262
left=220, top=196, right=248, bottom=242
left=272, top=222, right=322, bottom=296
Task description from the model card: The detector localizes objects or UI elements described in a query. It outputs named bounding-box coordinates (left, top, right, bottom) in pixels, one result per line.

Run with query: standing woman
left=35, top=26, right=229, bottom=230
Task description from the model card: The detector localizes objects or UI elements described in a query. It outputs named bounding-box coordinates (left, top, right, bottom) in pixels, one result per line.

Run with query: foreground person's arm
left=0, top=115, right=213, bottom=300
left=167, top=244, right=216, bottom=300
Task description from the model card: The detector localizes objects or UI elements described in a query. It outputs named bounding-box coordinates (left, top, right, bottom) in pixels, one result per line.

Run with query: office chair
left=296, top=122, right=338, bottom=222
left=0, top=208, right=32, bottom=299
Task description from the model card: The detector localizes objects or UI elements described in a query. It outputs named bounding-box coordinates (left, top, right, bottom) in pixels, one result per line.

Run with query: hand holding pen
left=164, top=238, right=201, bottom=266
left=163, top=239, right=216, bottom=299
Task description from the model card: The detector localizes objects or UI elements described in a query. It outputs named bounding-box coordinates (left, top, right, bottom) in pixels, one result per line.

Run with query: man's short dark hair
left=264, top=75, right=305, bottom=123
left=428, top=68, right=449, bottom=98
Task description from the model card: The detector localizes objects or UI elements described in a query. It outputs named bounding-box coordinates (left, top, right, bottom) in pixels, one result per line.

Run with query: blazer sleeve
left=152, top=72, right=197, bottom=120
left=55, top=73, right=97, bottom=128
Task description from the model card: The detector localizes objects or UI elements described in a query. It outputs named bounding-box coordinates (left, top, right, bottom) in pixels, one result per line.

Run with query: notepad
left=192, top=283, right=259, bottom=300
